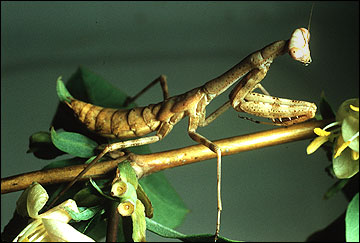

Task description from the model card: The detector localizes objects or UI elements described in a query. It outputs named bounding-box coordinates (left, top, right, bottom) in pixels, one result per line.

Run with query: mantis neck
left=202, top=56, right=253, bottom=99
left=202, top=39, right=289, bottom=100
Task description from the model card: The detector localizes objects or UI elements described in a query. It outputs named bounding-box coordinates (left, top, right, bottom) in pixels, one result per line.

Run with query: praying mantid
left=55, top=16, right=317, bottom=240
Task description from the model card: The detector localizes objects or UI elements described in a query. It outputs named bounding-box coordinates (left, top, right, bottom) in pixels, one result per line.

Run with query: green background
left=1, top=1, right=358, bottom=241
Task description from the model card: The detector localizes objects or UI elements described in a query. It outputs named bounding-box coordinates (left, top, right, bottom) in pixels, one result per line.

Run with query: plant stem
left=106, top=201, right=121, bottom=242
left=1, top=119, right=333, bottom=194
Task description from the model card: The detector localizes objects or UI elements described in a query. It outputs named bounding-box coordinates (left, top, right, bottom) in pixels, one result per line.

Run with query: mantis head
left=289, top=28, right=312, bottom=66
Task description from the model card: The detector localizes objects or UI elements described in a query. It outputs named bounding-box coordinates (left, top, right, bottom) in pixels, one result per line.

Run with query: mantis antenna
left=307, top=3, right=315, bottom=32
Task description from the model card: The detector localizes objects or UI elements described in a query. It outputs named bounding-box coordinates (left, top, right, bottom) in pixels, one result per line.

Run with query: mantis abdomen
left=67, top=99, right=163, bottom=139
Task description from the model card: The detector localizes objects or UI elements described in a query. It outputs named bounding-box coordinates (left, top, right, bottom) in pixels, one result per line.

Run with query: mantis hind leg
left=123, top=75, right=169, bottom=107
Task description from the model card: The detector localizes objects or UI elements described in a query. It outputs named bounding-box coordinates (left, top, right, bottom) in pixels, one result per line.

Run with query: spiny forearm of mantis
left=52, top=27, right=316, bottom=240
left=1, top=118, right=332, bottom=195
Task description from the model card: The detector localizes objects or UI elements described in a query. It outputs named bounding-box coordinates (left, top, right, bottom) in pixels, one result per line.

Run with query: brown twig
left=106, top=201, right=121, bottom=242
left=1, top=119, right=333, bottom=194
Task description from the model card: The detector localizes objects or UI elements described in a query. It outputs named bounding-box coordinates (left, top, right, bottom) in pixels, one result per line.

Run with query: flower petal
left=352, top=150, right=359, bottom=161
left=314, top=128, right=331, bottom=136
left=350, top=104, right=359, bottom=112
left=334, top=140, right=352, bottom=159
left=333, top=147, right=359, bottom=179
left=42, top=218, right=95, bottom=242
left=333, top=136, right=359, bottom=178
left=336, top=98, right=359, bottom=122
left=26, top=182, right=49, bottom=219
left=307, top=136, right=329, bottom=154
left=342, top=117, right=359, bottom=152
left=336, top=98, right=359, bottom=152
left=40, top=199, right=79, bottom=223
left=13, top=219, right=43, bottom=242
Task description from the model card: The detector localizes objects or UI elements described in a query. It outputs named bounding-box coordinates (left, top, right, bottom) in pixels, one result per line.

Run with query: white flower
left=307, top=98, right=359, bottom=178
left=13, top=182, right=95, bottom=242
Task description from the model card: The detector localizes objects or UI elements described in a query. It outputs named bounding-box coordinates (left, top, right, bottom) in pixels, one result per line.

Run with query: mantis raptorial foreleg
left=233, top=92, right=317, bottom=125
left=228, top=28, right=315, bottom=126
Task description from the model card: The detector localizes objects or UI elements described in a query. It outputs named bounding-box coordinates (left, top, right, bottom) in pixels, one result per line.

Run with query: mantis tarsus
left=55, top=27, right=316, bottom=240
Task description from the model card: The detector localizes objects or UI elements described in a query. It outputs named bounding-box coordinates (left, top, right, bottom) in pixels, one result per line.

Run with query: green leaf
left=89, top=178, right=116, bottom=201
left=145, top=218, right=241, bottom=242
left=27, top=131, right=65, bottom=159
left=56, top=76, right=73, bottom=103
left=72, top=211, right=109, bottom=242
left=136, top=183, right=153, bottom=218
left=146, top=217, right=186, bottom=238
left=73, top=187, right=105, bottom=207
left=65, top=205, right=103, bottom=221
left=118, top=161, right=138, bottom=189
left=65, top=66, right=129, bottom=108
left=29, top=131, right=52, bottom=143
left=140, top=173, right=189, bottom=229
left=131, top=200, right=147, bottom=242
left=119, top=181, right=137, bottom=203
left=50, top=127, right=98, bottom=158
left=346, top=193, right=359, bottom=242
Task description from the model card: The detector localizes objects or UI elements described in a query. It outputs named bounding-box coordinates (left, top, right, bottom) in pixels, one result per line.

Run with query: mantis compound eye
left=289, top=28, right=312, bottom=65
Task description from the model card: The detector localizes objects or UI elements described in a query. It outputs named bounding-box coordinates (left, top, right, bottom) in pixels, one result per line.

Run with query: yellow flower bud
left=117, top=200, right=135, bottom=216
left=111, top=180, right=127, bottom=197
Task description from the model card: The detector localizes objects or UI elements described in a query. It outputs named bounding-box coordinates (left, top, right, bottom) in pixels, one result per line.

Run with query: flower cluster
left=307, top=98, right=359, bottom=178
left=13, top=182, right=95, bottom=242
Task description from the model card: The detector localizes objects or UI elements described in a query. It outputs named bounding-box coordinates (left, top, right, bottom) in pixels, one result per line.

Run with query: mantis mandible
left=55, top=27, right=316, bottom=240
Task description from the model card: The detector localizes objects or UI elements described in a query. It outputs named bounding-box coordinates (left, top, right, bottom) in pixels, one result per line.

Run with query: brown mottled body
left=68, top=100, right=163, bottom=139
left=62, top=28, right=316, bottom=241
left=66, top=86, right=209, bottom=140
left=67, top=36, right=315, bottom=141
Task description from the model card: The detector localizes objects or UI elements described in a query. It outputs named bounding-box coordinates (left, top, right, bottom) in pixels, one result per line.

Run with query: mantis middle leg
left=187, top=116, right=223, bottom=241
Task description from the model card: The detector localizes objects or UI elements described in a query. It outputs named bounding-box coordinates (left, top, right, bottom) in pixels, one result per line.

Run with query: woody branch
left=1, top=119, right=332, bottom=194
